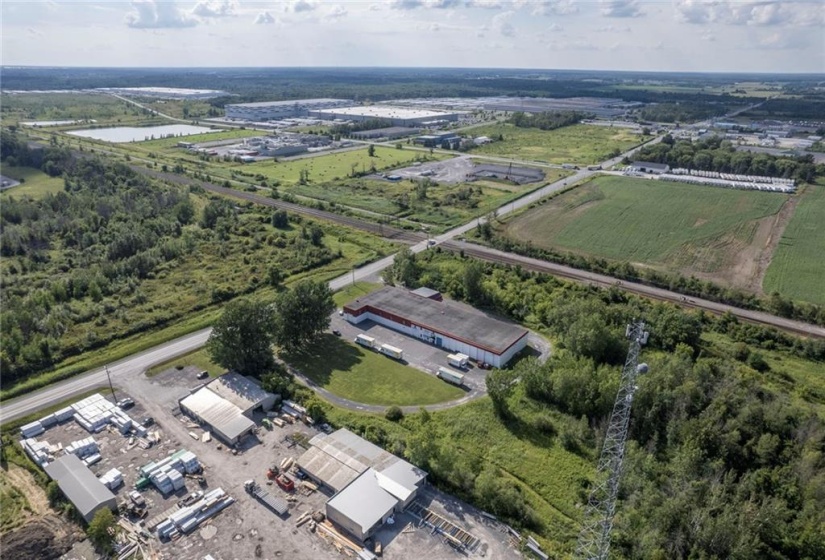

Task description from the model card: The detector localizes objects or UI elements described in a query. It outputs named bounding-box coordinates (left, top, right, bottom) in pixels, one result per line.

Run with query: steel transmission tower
left=575, top=321, right=649, bottom=560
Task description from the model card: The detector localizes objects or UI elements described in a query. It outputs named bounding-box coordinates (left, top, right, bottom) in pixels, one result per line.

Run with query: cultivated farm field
left=503, top=175, right=789, bottom=291
left=467, top=123, right=651, bottom=165
left=763, top=183, right=825, bottom=306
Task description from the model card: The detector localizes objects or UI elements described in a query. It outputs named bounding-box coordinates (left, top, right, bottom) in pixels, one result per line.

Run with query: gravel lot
left=28, top=367, right=522, bottom=559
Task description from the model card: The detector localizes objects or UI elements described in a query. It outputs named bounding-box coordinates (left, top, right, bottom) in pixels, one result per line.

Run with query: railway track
left=135, top=166, right=425, bottom=244
left=442, top=240, right=825, bottom=339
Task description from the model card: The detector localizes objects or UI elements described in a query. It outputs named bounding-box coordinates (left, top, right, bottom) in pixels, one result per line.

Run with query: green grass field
left=504, top=175, right=787, bottom=276
left=467, top=123, right=651, bottom=165
left=763, top=184, right=825, bottom=305
left=0, top=166, right=64, bottom=199
left=136, top=128, right=260, bottom=149
left=146, top=348, right=223, bottom=378
left=244, top=146, right=445, bottom=186
left=333, top=281, right=383, bottom=308
left=1, top=92, right=148, bottom=127
left=0, top=472, right=31, bottom=533
left=284, top=334, right=464, bottom=406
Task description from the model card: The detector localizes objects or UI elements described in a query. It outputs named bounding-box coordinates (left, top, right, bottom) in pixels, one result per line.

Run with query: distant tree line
left=633, top=134, right=823, bottom=182
left=508, top=110, right=586, bottom=130
left=637, top=102, right=728, bottom=123
left=741, top=97, right=825, bottom=120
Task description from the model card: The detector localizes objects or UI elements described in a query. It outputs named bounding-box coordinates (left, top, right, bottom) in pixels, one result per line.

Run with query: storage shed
left=44, top=454, right=117, bottom=523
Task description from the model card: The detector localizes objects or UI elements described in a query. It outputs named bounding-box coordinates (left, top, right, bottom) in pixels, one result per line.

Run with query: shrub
left=385, top=406, right=404, bottom=422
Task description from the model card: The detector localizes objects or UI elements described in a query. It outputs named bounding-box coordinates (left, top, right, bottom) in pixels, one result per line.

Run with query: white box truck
left=447, top=353, right=469, bottom=369
left=379, top=344, right=404, bottom=360
left=355, top=334, right=376, bottom=348
left=437, top=367, right=465, bottom=386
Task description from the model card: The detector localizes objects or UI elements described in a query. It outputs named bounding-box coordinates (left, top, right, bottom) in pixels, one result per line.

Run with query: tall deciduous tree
left=207, top=298, right=278, bottom=376
left=273, top=279, right=335, bottom=352
left=87, top=507, right=117, bottom=554
left=486, top=368, right=518, bottom=419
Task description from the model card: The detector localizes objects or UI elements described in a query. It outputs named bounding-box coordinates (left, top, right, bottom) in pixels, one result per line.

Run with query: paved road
left=4, top=123, right=821, bottom=423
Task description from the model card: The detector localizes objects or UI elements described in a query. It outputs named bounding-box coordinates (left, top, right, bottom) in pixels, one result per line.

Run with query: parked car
left=142, top=416, right=155, bottom=427
left=196, top=370, right=209, bottom=380
left=332, top=329, right=342, bottom=336
left=117, top=398, right=135, bottom=409
left=129, top=491, right=146, bottom=508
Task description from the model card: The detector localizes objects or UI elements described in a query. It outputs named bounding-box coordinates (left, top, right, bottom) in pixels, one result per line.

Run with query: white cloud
left=325, top=5, right=348, bottom=20
left=756, top=31, right=810, bottom=50
left=254, top=11, right=275, bottom=24
left=430, top=22, right=441, bottom=31
left=597, top=24, right=631, bottom=32
left=532, top=1, right=578, bottom=16
left=601, top=0, right=644, bottom=18
left=466, top=0, right=504, bottom=9
left=675, top=1, right=823, bottom=27
left=292, top=0, right=317, bottom=13
left=492, top=10, right=515, bottom=37
left=427, top=0, right=463, bottom=7
left=126, top=0, right=198, bottom=28
left=391, top=0, right=424, bottom=9
left=191, top=0, right=237, bottom=18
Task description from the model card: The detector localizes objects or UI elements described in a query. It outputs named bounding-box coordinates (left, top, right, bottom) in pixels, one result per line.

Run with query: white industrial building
left=44, top=454, right=117, bottom=523
left=297, top=429, right=427, bottom=542
left=627, top=161, right=670, bottom=174
left=309, top=106, right=465, bottom=127
left=178, top=373, right=277, bottom=445
left=343, top=287, right=529, bottom=368
left=224, top=98, right=351, bottom=121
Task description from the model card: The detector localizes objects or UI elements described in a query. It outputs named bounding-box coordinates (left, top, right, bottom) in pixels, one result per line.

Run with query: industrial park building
left=309, top=106, right=465, bottom=127
left=224, top=98, right=351, bottom=121
left=178, top=373, right=277, bottom=445
left=343, top=287, right=528, bottom=368
left=628, top=161, right=670, bottom=174
left=44, top=454, right=117, bottom=523
left=297, top=429, right=427, bottom=542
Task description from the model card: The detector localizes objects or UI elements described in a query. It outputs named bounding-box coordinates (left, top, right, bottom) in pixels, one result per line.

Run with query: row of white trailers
left=354, top=334, right=404, bottom=360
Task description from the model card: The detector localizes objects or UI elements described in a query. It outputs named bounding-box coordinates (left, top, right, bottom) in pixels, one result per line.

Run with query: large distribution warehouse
left=343, top=287, right=528, bottom=368
left=297, top=429, right=427, bottom=542
left=178, top=373, right=277, bottom=445
left=308, top=106, right=465, bottom=127
left=224, top=98, right=351, bottom=121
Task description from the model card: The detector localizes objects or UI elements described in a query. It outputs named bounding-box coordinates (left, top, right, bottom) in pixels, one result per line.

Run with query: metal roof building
left=343, top=287, right=528, bottom=368
left=44, top=454, right=117, bottom=523
left=628, top=161, right=670, bottom=174
left=178, top=373, right=276, bottom=445
left=297, top=429, right=427, bottom=542
left=225, top=99, right=351, bottom=121
left=309, top=106, right=465, bottom=127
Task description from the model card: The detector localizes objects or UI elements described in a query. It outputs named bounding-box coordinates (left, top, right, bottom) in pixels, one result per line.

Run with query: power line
left=575, top=321, right=649, bottom=560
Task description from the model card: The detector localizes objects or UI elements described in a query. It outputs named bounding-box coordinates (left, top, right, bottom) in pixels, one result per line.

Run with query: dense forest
left=508, top=111, right=585, bottom=130
left=740, top=97, right=825, bottom=120
left=0, top=131, right=353, bottom=388
left=284, top=251, right=825, bottom=558
left=632, top=135, right=823, bottom=182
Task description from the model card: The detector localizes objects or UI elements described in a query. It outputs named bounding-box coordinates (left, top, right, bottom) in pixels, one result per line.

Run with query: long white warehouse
left=343, top=287, right=528, bottom=368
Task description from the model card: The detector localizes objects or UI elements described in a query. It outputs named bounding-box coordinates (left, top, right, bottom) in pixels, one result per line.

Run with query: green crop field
left=504, top=175, right=787, bottom=283
left=244, top=146, right=445, bottom=185
left=763, top=184, right=825, bottom=305
left=0, top=166, right=64, bottom=199
left=284, top=334, right=464, bottom=406
left=467, top=123, right=651, bottom=165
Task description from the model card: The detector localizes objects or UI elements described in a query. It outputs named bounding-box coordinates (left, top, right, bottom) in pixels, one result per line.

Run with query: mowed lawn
left=763, top=184, right=825, bottom=305
left=146, top=348, right=224, bottom=378
left=244, top=146, right=447, bottom=186
left=0, top=166, right=64, bottom=199
left=284, top=334, right=464, bottom=406
left=505, top=176, right=786, bottom=270
left=468, top=123, right=651, bottom=165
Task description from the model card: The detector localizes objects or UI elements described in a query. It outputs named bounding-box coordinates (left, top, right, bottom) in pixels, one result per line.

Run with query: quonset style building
left=297, top=429, right=427, bottom=542
left=343, top=287, right=528, bottom=368
left=224, top=99, right=351, bottom=121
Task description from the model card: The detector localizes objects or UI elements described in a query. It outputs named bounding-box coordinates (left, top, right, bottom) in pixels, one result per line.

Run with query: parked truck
left=379, top=344, right=404, bottom=360
left=244, top=480, right=289, bottom=516
left=447, top=353, right=469, bottom=369
left=355, top=334, right=376, bottom=349
left=437, top=367, right=465, bottom=386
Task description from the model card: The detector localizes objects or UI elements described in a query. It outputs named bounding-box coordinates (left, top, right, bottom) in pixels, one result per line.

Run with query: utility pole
left=575, top=321, right=649, bottom=560
left=105, top=364, right=117, bottom=401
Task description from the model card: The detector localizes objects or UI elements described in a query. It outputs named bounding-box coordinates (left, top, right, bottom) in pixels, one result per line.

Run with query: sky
left=2, top=1, right=824, bottom=73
